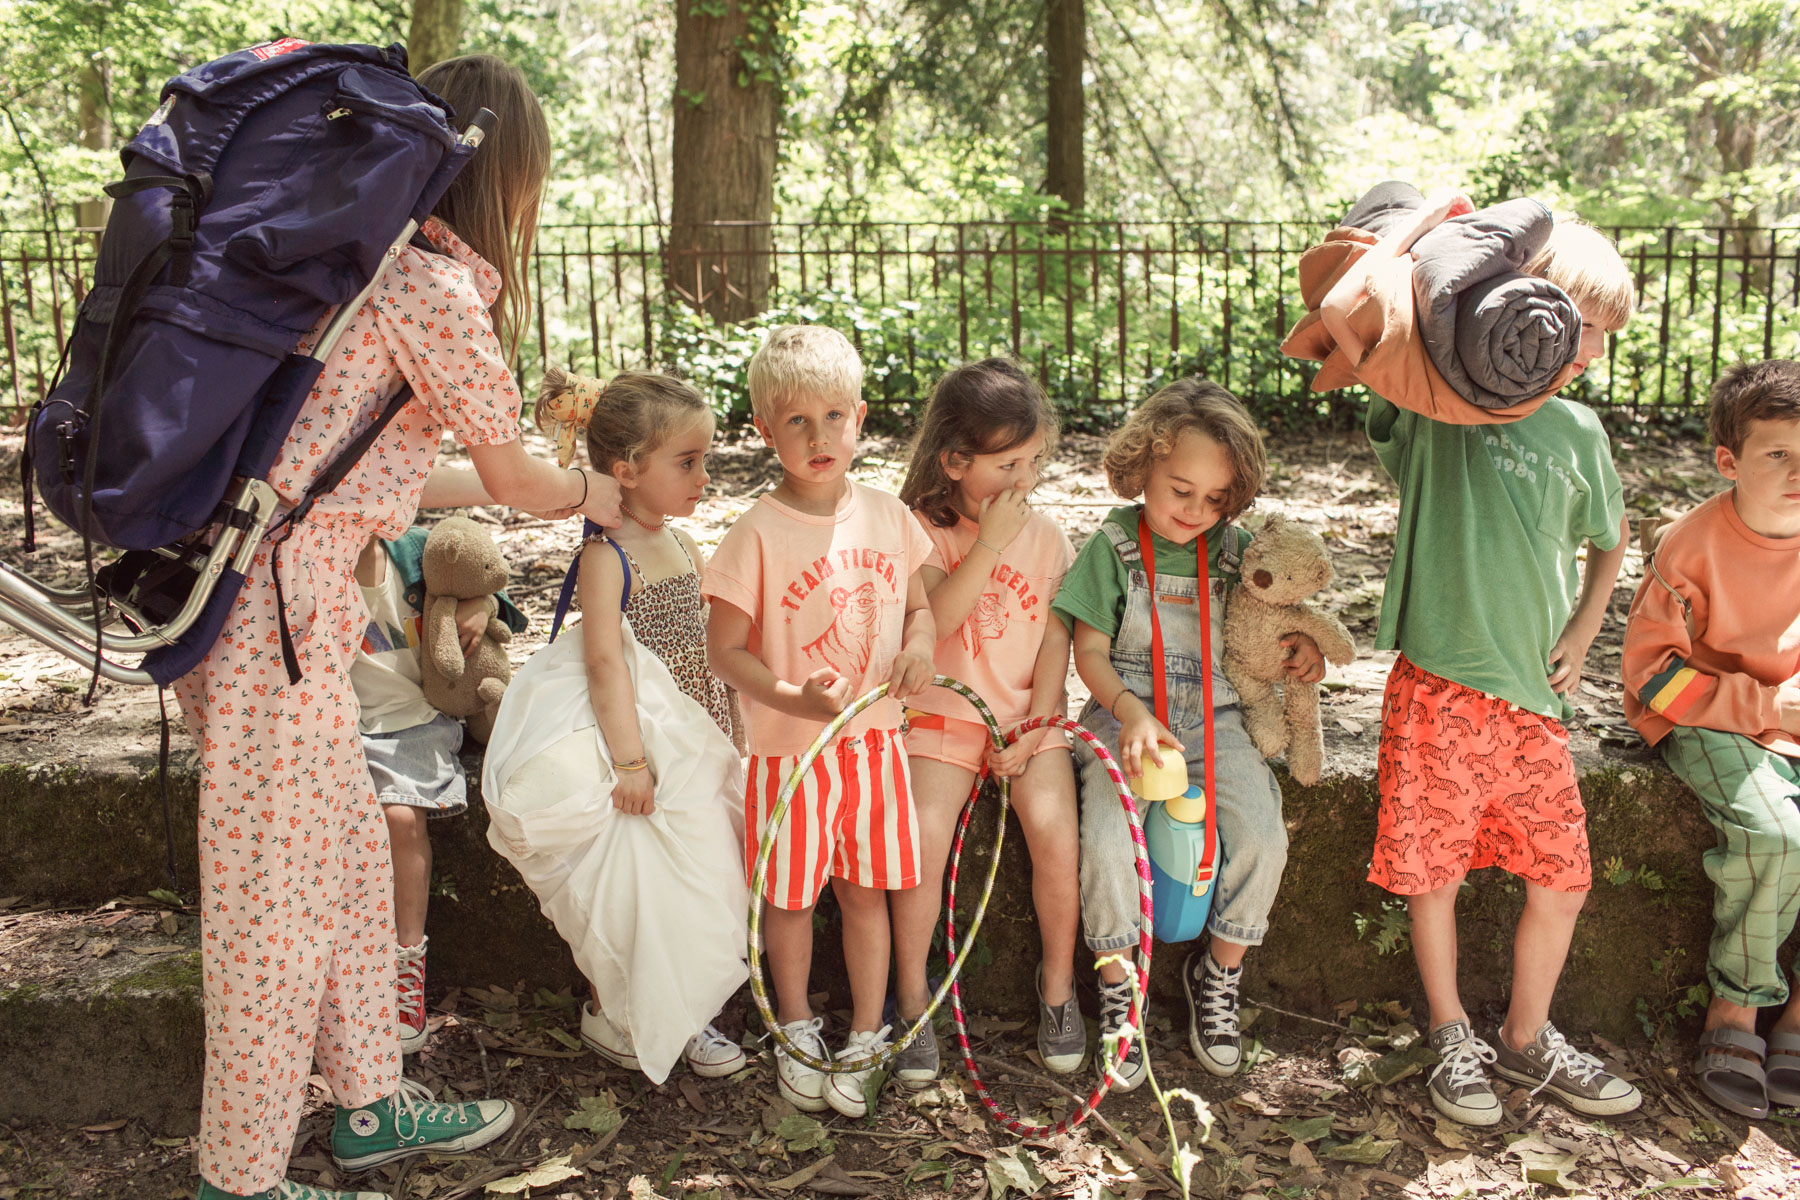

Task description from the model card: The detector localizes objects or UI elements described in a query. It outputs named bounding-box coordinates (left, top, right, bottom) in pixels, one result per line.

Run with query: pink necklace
left=619, top=500, right=665, bottom=531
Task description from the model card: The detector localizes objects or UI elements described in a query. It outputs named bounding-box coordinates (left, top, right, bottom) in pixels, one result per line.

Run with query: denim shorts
left=363, top=713, right=468, bottom=816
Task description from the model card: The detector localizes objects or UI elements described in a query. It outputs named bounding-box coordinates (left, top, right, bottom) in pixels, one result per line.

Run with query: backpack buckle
left=55, top=418, right=83, bottom=486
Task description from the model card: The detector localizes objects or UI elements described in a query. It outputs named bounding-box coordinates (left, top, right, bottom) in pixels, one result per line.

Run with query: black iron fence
left=5, top=219, right=1798, bottom=428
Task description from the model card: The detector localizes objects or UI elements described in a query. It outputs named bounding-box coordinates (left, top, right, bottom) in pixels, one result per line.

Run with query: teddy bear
left=419, top=516, right=514, bottom=745
left=1222, top=511, right=1356, bottom=786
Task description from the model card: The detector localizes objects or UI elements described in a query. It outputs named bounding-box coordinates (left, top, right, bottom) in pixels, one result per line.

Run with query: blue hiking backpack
left=22, top=39, right=483, bottom=688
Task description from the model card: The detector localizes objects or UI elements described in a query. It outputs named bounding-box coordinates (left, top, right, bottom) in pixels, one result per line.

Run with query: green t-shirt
left=1367, top=395, right=1624, bottom=720
left=1051, top=505, right=1249, bottom=638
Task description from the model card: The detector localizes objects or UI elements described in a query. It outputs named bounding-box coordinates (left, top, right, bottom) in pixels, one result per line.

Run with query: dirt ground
left=3, top=419, right=1798, bottom=1200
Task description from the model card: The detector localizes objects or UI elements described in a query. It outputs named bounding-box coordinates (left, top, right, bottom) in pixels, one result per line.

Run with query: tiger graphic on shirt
left=959, top=591, right=1008, bottom=658
left=803, top=581, right=883, bottom=677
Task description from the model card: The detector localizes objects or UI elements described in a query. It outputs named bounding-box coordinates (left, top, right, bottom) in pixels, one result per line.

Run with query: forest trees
left=668, top=0, right=785, bottom=322
left=407, top=0, right=466, bottom=73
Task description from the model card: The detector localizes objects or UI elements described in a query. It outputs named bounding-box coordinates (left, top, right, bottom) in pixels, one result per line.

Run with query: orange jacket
left=1281, top=229, right=1578, bottom=425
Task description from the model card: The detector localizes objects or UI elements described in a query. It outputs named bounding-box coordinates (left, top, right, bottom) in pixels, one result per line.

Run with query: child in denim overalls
left=1051, top=379, right=1325, bottom=1089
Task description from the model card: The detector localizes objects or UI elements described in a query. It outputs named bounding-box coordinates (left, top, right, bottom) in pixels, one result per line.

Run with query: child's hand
left=612, top=765, right=656, bottom=815
left=1119, top=710, right=1182, bottom=777
left=453, top=597, right=490, bottom=655
left=797, top=667, right=854, bottom=720
left=1778, top=684, right=1800, bottom=736
left=990, top=724, right=1047, bottom=778
left=976, top=484, right=1032, bottom=555
left=888, top=650, right=934, bottom=702
left=1280, top=632, right=1326, bottom=684
left=1546, top=629, right=1594, bottom=695
left=573, top=470, right=623, bottom=528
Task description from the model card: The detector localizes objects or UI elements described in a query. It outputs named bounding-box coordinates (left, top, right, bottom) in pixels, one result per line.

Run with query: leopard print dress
left=600, top=534, right=741, bottom=749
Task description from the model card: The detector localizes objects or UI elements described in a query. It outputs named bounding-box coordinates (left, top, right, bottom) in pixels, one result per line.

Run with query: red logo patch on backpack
left=249, top=37, right=310, bottom=60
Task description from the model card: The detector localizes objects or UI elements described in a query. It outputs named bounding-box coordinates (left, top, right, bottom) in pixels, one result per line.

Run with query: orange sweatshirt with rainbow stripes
left=1622, top=488, right=1800, bottom=756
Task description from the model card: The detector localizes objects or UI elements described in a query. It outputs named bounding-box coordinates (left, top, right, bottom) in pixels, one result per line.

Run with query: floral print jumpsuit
left=172, top=219, right=520, bottom=1194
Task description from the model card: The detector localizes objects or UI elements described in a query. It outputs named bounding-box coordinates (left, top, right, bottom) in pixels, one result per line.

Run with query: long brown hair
left=415, top=55, right=549, bottom=357
left=899, top=358, right=1059, bottom=528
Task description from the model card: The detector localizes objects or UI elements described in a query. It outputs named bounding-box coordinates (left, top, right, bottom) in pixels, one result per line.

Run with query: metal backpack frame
left=0, top=113, right=495, bottom=689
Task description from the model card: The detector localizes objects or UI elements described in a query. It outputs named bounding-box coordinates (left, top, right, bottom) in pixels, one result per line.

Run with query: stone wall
left=1, top=732, right=1763, bottom=1043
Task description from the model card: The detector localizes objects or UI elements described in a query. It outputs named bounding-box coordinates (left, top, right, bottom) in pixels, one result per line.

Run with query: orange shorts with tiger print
left=1368, top=655, right=1590, bottom=895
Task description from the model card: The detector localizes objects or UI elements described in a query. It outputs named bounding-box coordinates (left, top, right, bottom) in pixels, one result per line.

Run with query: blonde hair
left=415, top=55, right=551, bottom=358
left=537, top=369, right=712, bottom=475
left=900, top=358, right=1058, bottom=529
left=1524, top=221, right=1636, bottom=333
left=746, top=325, right=864, bottom=421
left=1103, top=378, right=1265, bottom=519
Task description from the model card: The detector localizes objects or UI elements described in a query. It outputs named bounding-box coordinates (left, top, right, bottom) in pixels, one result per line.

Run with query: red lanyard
left=1137, top=512, right=1219, bottom=888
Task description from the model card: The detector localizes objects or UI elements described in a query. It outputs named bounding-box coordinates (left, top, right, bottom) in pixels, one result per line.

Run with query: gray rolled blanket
left=1338, top=182, right=1581, bottom=409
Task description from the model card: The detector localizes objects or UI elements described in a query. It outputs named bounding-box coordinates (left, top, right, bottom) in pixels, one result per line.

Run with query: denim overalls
left=1075, top=518, right=1288, bottom=953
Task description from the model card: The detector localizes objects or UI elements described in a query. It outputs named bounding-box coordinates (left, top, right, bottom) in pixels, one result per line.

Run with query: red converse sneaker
left=396, top=938, right=429, bottom=1055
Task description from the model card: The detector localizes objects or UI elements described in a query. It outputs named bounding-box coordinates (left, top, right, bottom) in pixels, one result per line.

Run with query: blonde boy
left=704, top=325, right=936, bottom=1118
left=1326, top=210, right=1644, bottom=1126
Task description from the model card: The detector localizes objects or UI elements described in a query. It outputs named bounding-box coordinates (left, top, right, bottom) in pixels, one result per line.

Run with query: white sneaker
left=825, top=1026, right=893, bottom=1118
left=684, top=1023, right=748, bottom=1078
left=775, top=1017, right=832, bottom=1112
left=580, top=1003, right=641, bottom=1071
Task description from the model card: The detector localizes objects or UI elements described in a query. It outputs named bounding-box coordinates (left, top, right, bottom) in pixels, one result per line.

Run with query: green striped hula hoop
left=747, top=675, right=1007, bottom=1074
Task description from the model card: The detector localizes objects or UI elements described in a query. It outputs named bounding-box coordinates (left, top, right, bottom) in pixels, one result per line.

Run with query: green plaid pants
left=1662, top=726, right=1800, bottom=1008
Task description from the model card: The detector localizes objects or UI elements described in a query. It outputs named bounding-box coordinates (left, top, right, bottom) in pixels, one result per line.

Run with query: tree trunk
left=407, top=0, right=466, bottom=76
left=76, top=60, right=111, bottom=231
left=1044, top=0, right=1085, bottom=215
left=669, top=0, right=779, bottom=324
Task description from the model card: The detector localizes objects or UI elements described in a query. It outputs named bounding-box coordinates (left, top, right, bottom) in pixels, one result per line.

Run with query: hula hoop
left=945, top=714, right=1156, bottom=1136
left=747, top=675, right=1009, bottom=1074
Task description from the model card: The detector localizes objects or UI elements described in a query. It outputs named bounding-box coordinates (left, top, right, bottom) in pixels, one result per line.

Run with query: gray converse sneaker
left=1096, top=977, right=1147, bottom=1093
left=1184, top=950, right=1243, bottom=1077
left=891, top=1014, right=941, bottom=1089
left=1491, top=1021, right=1642, bottom=1116
left=1036, top=968, right=1084, bottom=1074
left=1427, top=1020, right=1502, bottom=1126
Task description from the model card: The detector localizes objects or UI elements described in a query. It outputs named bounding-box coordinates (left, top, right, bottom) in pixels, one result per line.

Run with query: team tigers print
left=904, top=509, right=1076, bottom=732
left=702, top=482, right=935, bottom=759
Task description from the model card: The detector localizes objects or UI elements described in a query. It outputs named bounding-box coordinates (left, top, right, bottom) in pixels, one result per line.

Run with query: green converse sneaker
left=331, top=1078, right=515, bottom=1172
left=195, top=1181, right=390, bottom=1199
left=1491, top=1021, right=1642, bottom=1117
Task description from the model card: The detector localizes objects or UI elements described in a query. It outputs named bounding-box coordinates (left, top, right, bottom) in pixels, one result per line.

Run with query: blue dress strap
left=549, top=521, right=629, bottom=643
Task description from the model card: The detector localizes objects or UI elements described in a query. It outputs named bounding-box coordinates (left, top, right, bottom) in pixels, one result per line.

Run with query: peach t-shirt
left=908, top=510, right=1074, bottom=728
left=703, top=482, right=934, bottom=757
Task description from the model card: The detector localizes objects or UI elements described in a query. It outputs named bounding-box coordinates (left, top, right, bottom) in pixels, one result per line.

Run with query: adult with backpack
left=163, top=53, right=621, bottom=1200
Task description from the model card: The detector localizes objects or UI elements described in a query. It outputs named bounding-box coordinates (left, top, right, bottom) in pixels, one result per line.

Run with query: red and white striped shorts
left=745, top=727, right=920, bottom=910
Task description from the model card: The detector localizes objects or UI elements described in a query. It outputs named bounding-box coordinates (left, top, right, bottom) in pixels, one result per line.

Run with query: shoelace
left=390, top=1076, right=472, bottom=1139
left=1431, top=1033, right=1498, bottom=1092
left=1199, top=963, right=1241, bottom=1039
left=1096, top=982, right=1143, bottom=1058
left=395, top=948, right=426, bottom=1026
left=841, top=1024, right=894, bottom=1072
left=1529, top=1028, right=1607, bottom=1094
left=687, top=1023, right=738, bottom=1059
left=780, top=1016, right=828, bottom=1063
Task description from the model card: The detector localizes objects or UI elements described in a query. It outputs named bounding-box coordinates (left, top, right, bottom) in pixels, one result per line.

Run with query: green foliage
left=1352, top=897, right=1412, bottom=956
